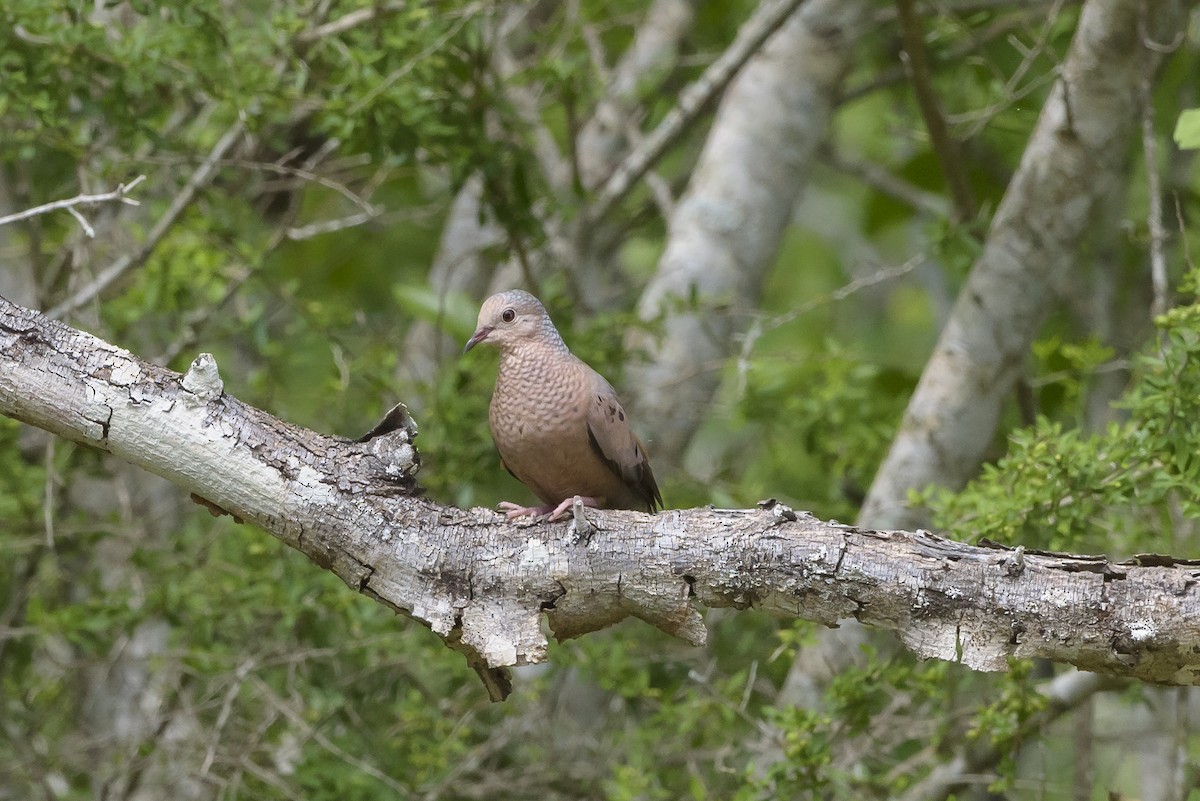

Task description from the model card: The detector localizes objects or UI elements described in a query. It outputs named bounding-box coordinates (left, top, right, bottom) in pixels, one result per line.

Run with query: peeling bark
left=3, top=294, right=1200, bottom=702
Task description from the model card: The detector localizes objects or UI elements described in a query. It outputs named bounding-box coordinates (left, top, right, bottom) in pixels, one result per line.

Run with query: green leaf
left=1173, top=108, right=1200, bottom=150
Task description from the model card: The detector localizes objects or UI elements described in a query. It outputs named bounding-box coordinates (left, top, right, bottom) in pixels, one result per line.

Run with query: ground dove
left=463, top=290, right=662, bottom=521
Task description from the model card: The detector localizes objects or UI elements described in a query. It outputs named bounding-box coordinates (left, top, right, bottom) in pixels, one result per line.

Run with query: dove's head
left=463, top=290, right=566, bottom=354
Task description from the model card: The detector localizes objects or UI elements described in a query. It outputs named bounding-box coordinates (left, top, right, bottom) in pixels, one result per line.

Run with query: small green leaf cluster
left=964, top=660, right=1048, bottom=793
left=749, top=705, right=834, bottom=796
left=738, top=340, right=913, bottom=518
left=743, top=642, right=960, bottom=799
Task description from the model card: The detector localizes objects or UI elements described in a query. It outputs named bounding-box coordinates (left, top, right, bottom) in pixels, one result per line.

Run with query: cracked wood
left=2, top=294, right=1200, bottom=701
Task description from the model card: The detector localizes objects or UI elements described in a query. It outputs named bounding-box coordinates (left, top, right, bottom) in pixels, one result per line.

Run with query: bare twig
left=198, top=659, right=256, bottom=779
left=229, top=156, right=376, bottom=214
left=41, top=439, right=56, bottom=549
left=585, top=0, right=809, bottom=225
left=0, top=175, right=146, bottom=237
left=894, top=0, right=977, bottom=224
left=46, top=119, right=246, bottom=320
left=824, top=146, right=951, bottom=217
left=294, top=1, right=410, bottom=45
left=287, top=210, right=380, bottom=240
left=735, top=256, right=923, bottom=396
left=951, top=0, right=1068, bottom=141
left=1176, top=195, right=1195, bottom=273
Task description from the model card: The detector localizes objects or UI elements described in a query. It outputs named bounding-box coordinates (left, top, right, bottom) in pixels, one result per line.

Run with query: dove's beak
left=463, top=326, right=493, bottom=354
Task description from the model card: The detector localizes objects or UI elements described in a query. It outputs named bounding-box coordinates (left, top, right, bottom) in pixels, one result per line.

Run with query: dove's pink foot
left=498, top=501, right=556, bottom=520
left=498, top=497, right=600, bottom=521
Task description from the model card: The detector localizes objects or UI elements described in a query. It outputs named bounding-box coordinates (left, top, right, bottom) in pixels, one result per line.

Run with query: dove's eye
left=501, top=308, right=516, bottom=323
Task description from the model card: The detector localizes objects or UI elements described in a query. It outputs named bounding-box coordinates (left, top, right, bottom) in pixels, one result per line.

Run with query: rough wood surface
left=3, top=294, right=1199, bottom=701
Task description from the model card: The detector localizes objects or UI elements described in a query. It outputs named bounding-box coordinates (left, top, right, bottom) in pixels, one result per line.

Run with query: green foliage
left=925, top=292, right=1200, bottom=553
left=964, top=660, right=1048, bottom=793
left=737, top=339, right=913, bottom=518
left=2, top=1, right=1197, bottom=799
left=751, top=705, right=834, bottom=796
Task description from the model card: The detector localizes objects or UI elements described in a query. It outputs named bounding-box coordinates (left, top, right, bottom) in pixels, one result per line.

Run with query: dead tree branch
left=3, top=295, right=1199, bottom=702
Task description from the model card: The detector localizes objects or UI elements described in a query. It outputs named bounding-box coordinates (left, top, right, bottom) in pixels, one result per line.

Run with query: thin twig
left=894, top=0, right=976, bottom=224
left=47, top=119, right=245, bottom=319
left=585, top=0, right=809, bottom=225
left=229, top=156, right=376, bottom=214
left=824, top=146, right=951, bottom=217
left=41, top=439, right=56, bottom=549
left=735, top=256, right=923, bottom=397
left=952, top=0, right=1067, bottom=139
left=287, top=210, right=380, bottom=240
left=294, top=1, right=410, bottom=45
left=0, top=175, right=146, bottom=236
left=198, top=659, right=256, bottom=779
left=1175, top=195, right=1194, bottom=274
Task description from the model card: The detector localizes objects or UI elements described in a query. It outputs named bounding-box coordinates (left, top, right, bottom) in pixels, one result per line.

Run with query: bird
left=463, top=290, right=662, bottom=521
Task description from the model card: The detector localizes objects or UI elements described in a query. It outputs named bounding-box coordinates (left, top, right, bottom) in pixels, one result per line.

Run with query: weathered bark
left=626, top=0, right=871, bottom=468
left=4, top=296, right=1200, bottom=702
left=859, top=0, right=1190, bottom=530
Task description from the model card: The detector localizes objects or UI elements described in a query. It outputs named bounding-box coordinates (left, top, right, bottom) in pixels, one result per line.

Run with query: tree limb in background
left=625, top=0, right=871, bottom=467
left=576, top=0, right=697, bottom=190
left=0, top=175, right=145, bottom=238
left=893, top=0, right=977, bottom=224
left=5, top=296, right=1200, bottom=703
left=584, top=0, right=812, bottom=226
left=399, top=175, right=505, bottom=406
left=859, top=0, right=1189, bottom=531
left=46, top=119, right=246, bottom=320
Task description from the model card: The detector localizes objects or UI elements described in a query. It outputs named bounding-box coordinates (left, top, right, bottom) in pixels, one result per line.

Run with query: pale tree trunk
left=826, top=0, right=1191, bottom=794
left=4, top=296, right=1200, bottom=704
left=858, top=0, right=1189, bottom=531
left=626, top=0, right=871, bottom=469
